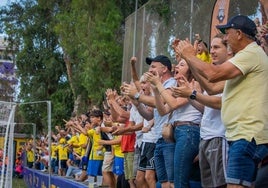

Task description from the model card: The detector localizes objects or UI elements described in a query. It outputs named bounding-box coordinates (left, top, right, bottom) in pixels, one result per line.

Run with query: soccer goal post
left=0, top=101, right=16, bottom=188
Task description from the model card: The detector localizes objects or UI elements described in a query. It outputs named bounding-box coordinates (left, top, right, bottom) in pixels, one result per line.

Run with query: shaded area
left=122, top=0, right=260, bottom=82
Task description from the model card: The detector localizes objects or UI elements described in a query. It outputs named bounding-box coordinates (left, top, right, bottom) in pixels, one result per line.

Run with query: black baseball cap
left=146, top=55, right=172, bottom=71
left=216, top=15, right=257, bottom=38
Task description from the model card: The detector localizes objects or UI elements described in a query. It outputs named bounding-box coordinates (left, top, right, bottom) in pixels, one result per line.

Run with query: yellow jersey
left=79, top=133, right=88, bottom=156
left=27, top=149, right=34, bottom=162
left=87, top=128, right=104, bottom=160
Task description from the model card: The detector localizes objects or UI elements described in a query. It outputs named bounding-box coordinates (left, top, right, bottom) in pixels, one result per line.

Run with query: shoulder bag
left=161, top=111, right=175, bottom=143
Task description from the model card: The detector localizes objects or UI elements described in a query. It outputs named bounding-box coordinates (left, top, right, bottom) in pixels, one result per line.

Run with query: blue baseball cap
left=216, top=15, right=257, bottom=38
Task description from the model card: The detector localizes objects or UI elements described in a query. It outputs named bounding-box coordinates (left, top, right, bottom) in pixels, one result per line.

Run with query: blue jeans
left=227, top=139, right=268, bottom=187
left=66, top=165, right=80, bottom=177
left=51, top=158, right=57, bottom=174
left=154, top=137, right=175, bottom=183
left=174, top=125, right=200, bottom=188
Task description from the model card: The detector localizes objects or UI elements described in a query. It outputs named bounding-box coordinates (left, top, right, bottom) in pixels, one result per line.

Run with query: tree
left=0, top=0, right=150, bottom=132
left=54, top=0, right=149, bottom=114
left=0, top=0, right=73, bottom=132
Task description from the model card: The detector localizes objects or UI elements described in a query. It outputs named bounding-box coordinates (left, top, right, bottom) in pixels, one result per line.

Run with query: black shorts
left=27, top=162, right=34, bottom=168
left=138, top=142, right=156, bottom=171
left=59, top=160, right=67, bottom=169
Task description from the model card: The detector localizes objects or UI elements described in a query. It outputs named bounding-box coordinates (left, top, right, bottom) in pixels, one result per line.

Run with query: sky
left=0, top=0, right=9, bottom=7
left=0, top=0, right=12, bottom=36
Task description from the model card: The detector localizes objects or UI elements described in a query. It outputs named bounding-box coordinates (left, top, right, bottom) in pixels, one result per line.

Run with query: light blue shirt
left=153, top=77, right=177, bottom=139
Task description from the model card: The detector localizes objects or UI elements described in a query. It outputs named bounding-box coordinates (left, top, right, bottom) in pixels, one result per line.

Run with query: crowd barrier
left=23, top=167, right=202, bottom=188
left=23, top=167, right=87, bottom=188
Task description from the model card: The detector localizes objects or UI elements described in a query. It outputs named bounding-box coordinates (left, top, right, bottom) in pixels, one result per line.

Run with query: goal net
left=0, top=101, right=16, bottom=188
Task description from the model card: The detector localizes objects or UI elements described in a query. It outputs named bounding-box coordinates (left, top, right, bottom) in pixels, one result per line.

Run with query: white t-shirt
left=200, top=92, right=225, bottom=140
left=142, top=114, right=158, bottom=143
left=129, top=105, right=143, bottom=148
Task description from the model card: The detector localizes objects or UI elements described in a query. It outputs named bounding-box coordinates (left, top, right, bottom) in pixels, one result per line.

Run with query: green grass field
left=12, top=177, right=27, bottom=188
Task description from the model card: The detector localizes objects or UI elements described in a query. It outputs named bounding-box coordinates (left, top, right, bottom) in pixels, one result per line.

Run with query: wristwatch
left=189, top=90, right=197, bottom=100
left=134, top=93, right=140, bottom=100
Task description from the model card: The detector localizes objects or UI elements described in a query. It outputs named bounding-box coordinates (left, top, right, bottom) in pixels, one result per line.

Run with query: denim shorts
left=227, top=139, right=268, bottom=187
left=154, top=138, right=175, bottom=183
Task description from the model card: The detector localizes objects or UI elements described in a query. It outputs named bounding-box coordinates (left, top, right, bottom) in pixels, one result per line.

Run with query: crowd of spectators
left=14, top=15, right=268, bottom=188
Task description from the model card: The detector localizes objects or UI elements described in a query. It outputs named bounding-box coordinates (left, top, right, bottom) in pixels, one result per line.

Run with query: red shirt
left=121, top=120, right=136, bottom=153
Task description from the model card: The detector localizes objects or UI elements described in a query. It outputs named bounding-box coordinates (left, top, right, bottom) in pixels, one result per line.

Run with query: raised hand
left=174, top=39, right=196, bottom=59
left=172, top=76, right=193, bottom=98
left=143, top=71, right=161, bottom=87
left=105, top=88, right=116, bottom=101
left=130, top=56, right=137, bottom=65
left=121, top=83, right=138, bottom=98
